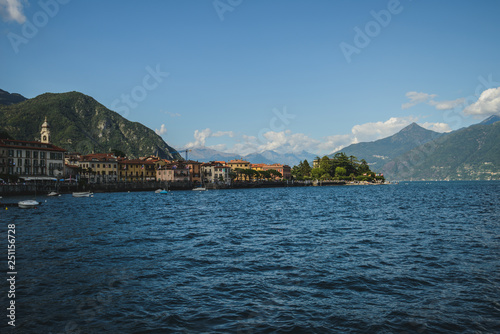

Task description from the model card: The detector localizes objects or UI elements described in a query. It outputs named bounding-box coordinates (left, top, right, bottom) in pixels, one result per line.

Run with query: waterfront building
left=78, top=153, right=119, bottom=183
left=119, top=159, right=156, bottom=181
left=263, top=163, right=292, bottom=180
left=227, top=159, right=250, bottom=181
left=0, top=118, right=65, bottom=179
left=201, top=161, right=231, bottom=185
left=185, top=160, right=202, bottom=184
left=156, top=161, right=190, bottom=182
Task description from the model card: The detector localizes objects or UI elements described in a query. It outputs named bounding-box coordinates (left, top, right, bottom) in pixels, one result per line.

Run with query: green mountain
left=331, top=123, right=443, bottom=171
left=382, top=120, right=500, bottom=180
left=0, top=91, right=182, bottom=159
left=0, top=89, right=27, bottom=106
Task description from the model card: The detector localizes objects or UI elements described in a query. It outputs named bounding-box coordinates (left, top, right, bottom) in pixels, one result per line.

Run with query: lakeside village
left=0, top=118, right=384, bottom=195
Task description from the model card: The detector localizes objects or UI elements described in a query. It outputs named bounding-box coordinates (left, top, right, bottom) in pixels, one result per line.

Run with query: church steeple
left=41, top=116, right=51, bottom=144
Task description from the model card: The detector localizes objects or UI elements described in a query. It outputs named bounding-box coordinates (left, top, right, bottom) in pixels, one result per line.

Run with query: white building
left=0, top=117, right=66, bottom=179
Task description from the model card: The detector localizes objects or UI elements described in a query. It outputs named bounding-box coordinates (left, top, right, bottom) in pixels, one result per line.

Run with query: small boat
left=155, top=189, right=164, bottom=194
left=192, top=187, right=207, bottom=191
left=18, top=200, right=40, bottom=209
left=47, top=191, right=60, bottom=197
left=72, top=191, right=93, bottom=197
left=159, top=190, right=169, bottom=194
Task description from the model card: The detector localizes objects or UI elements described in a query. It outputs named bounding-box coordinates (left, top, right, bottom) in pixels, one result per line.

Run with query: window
left=8, top=150, right=14, bottom=157
left=33, top=151, right=38, bottom=158
left=18, top=159, right=22, bottom=166
left=40, top=152, right=46, bottom=159
left=16, top=150, right=22, bottom=157
left=25, top=151, right=31, bottom=158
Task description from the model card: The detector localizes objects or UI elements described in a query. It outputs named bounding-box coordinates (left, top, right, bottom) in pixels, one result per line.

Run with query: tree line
left=232, top=168, right=283, bottom=181
left=292, top=152, right=384, bottom=182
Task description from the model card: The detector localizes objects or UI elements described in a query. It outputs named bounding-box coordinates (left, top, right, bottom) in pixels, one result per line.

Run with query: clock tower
left=41, top=116, right=51, bottom=144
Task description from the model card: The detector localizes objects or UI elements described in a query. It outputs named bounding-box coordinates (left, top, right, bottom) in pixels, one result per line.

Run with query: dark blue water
left=1, top=182, right=500, bottom=333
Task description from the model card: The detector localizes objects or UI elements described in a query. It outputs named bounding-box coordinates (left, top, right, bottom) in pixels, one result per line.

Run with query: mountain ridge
left=0, top=91, right=182, bottom=160
left=381, top=121, right=500, bottom=180
left=330, top=122, right=443, bottom=170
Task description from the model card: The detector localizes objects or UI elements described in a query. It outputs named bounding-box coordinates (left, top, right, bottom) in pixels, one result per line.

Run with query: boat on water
left=18, top=200, right=40, bottom=209
left=72, top=191, right=93, bottom=197
left=192, top=187, right=207, bottom=191
left=47, top=191, right=60, bottom=197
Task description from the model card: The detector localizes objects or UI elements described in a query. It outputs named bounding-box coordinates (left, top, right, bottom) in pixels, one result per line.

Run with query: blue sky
left=1, top=0, right=500, bottom=156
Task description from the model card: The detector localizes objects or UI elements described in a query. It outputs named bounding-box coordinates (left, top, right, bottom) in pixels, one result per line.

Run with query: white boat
left=192, top=187, right=207, bottom=191
left=47, top=191, right=60, bottom=197
left=18, top=200, right=40, bottom=209
left=72, top=191, right=93, bottom=197
left=155, top=189, right=164, bottom=194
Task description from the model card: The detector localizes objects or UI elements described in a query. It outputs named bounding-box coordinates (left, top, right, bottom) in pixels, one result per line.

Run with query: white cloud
left=402, top=92, right=437, bottom=109
left=402, top=91, right=467, bottom=112
left=155, top=124, right=167, bottom=136
left=164, top=111, right=181, bottom=117
left=212, top=131, right=234, bottom=138
left=351, top=117, right=417, bottom=142
left=0, top=0, right=26, bottom=24
left=429, top=98, right=466, bottom=111
left=184, top=116, right=453, bottom=157
left=420, top=122, right=452, bottom=133
left=185, top=128, right=236, bottom=149
left=185, top=128, right=212, bottom=148
left=463, top=87, right=500, bottom=116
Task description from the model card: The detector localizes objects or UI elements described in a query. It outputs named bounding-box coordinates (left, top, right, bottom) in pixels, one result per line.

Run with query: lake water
left=1, top=182, right=500, bottom=333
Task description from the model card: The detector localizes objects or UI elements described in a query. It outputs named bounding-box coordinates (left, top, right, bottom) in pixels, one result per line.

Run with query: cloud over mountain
left=463, top=87, right=500, bottom=116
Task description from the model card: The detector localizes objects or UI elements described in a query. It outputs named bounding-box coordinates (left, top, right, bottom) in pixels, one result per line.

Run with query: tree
left=111, top=149, right=126, bottom=158
left=268, top=169, right=283, bottom=180
left=300, top=159, right=312, bottom=177
left=358, top=159, right=371, bottom=174
left=335, top=167, right=347, bottom=178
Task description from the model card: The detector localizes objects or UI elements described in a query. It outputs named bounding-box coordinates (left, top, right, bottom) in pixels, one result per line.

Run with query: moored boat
left=18, top=200, right=40, bottom=209
left=72, top=191, right=93, bottom=197
left=48, top=191, right=60, bottom=197
left=192, top=187, right=207, bottom=191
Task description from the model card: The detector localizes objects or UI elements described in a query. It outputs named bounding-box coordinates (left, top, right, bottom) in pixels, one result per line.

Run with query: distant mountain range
left=382, top=118, right=500, bottom=180
left=330, top=116, right=500, bottom=180
left=0, top=90, right=181, bottom=160
left=188, top=147, right=317, bottom=166
left=330, top=122, right=443, bottom=170
left=2, top=88, right=498, bottom=180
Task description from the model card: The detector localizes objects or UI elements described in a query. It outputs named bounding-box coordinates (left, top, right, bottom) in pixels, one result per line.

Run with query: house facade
left=0, top=118, right=65, bottom=179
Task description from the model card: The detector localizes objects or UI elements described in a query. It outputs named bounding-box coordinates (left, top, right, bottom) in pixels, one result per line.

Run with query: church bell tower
left=41, top=116, right=51, bottom=144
